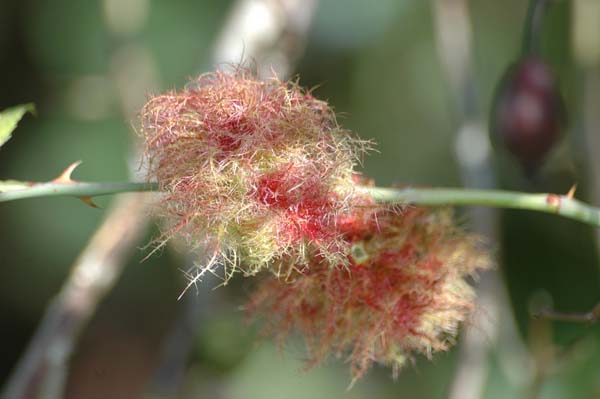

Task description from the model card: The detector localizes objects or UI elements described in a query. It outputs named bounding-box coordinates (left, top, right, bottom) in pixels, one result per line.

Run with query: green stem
left=0, top=181, right=157, bottom=202
left=366, top=187, right=600, bottom=227
left=522, top=0, right=549, bottom=55
left=1, top=181, right=599, bottom=227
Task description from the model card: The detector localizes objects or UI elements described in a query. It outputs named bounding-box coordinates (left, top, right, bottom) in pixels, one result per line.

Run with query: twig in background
left=522, top=0, right=550, bottom=55
left=573, top=0, right=600, bottom=267
left=432, top=1, right=531, bottom=397
left=535, top=303, right=600, bottom=323
left=2, top=2, right=161, bottom=396
left=212, top=0, right=318, bottom=78
left=2, top=194, right=151, bottom=399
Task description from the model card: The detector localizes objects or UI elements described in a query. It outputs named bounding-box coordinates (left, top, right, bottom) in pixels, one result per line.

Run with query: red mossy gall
left=140, top=70, right=490, bottom=380
left=246, top=185, right=489, bottom=382
left=140, top=70, right=368, bottom=278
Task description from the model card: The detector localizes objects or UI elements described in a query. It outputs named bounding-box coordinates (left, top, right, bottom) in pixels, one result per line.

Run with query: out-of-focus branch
left=212, top=0, right=318, bottom=78
left=535, top=303, right=600, bottom=323
left=2, top=194, right=150, bottom=399
left=573, top=0, right=600, bottom=265
left=432, top=1, right=531, bottom=398
left=2, top=2, right=160, bottom=397
left=522, top=0, right=550, bottom=55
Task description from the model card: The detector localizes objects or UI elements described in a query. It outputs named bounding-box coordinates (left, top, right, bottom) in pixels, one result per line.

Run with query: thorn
left=566, top=184, right=577, bottom=199
left=53, top=160, right=82, bottom=184
left=79, top=196, right=101, bottom=208
left=51, top=161, right=99, bottom=208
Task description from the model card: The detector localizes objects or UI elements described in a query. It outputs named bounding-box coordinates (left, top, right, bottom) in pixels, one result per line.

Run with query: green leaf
left=0, top=180, right=30, bottom=193
left=0, top=103, right=35, bottom=149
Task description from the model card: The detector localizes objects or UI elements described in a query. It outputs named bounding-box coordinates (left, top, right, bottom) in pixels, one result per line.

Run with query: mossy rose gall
left=246, top=183, right=489, bottom=382
left=140, top=70, right=368, bottom=278
left=140, top=70, right=489, bottom=381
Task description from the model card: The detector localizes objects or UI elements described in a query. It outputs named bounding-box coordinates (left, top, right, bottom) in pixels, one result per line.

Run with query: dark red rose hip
left=491, top=57, right=566, bottom=172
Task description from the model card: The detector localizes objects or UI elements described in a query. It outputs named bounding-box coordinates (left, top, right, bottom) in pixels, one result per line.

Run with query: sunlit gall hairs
left=140, top=70, right=369, bottom=281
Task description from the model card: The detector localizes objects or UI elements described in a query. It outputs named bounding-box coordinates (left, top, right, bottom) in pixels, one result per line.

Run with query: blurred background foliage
left=1, top=0, right=600, bottom=398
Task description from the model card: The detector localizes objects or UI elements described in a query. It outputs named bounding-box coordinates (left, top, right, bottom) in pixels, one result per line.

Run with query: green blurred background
left=2, top=0, right=600, bottom=398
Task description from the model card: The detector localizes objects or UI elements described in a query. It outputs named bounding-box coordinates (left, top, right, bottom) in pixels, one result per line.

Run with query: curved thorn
left=567, top=184, right=577, bottom=199
left=79, top=196, right=101, bottom=209
left=53, top=160, right=83, bottom=184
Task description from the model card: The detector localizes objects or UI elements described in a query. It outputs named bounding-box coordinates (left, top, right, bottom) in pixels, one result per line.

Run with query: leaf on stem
left=0, top=103, right=35, bottom=149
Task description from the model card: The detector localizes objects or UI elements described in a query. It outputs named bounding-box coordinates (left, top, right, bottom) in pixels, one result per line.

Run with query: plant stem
left=522, top=0, right=549, bottom=55
left=0, top=181, right=157, bottom=202
left=2, top=180, right=599, bottom=228
left=367, top=187, right=600, bottom=227
left=535, top=303, right=600, bottom=323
